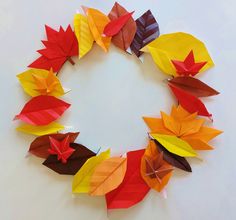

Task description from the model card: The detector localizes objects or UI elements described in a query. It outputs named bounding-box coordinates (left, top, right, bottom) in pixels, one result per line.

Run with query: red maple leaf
left=48, top=135, right=75, bottom=163
left=171, top=50, right=207, bottom=76
left=29, top=25, right=78, bottom=73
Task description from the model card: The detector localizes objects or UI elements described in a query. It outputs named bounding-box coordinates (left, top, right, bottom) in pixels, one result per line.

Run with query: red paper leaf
left=43, top=143, right=96, bottom=175
left=14, top=95, right=71, bottom=125
left=169, top=84, right=212, bottom=117
left=130, top=10, right=160, bottom=57
left=104, top=11, right=134, bottom=37
left=29, top=25, right=78, bottom=72
left=169, top=76, right=219, bottom=97
left=171, top=50, right=207, bottom=76
left=29, top=132, right=79, bottom=158
left=108, top=2, right=137, bottom=51
left=105, top=149, right=150, bottom=209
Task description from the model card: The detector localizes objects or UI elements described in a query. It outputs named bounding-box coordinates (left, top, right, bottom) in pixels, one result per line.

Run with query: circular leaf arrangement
left=15, top=2, right=222, bottom=210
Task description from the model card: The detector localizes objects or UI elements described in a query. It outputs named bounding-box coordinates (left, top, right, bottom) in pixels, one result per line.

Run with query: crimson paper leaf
left=130, top=10, right=159, bottom=57
left=105, top=149, right=150, bottom=209
left=169, top=84, right=212, bottom=117
left=169, top=76, right=219, bottom=97
left=43, top=143, right=96, bottom=175
left=14, top=95, right=71, bottom=125
left=29, top=132, right=79, bottom=158
left=29, top=25, right=78, bottom=72
left=108, top=2, right=137, bottom=51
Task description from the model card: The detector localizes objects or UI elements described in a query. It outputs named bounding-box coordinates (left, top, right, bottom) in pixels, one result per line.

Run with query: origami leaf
left=154, top=140, right=192, bottom=172
left=29, top=132, right=79, bottom=158
left=17, top=68, right=64, bottom=97
left=169, top=84, right=212, bottom=117
left=142, top=32, right=214, bottom=75
left=29, top=25, right=78, bottom=72
left=85, top=7, right=111, bottom=52
left=43, top=143, right=96, bottom=175
left=182, top=138, right=214, bottom=150
left=141, top=140, right=173, bottom=192
left=108, top=2, right=137, bottom=51
left=14, top=95, right=71, bottom=125
left=151, top=134, right=197, bottom=157
left=74, top=13, right=94, bottom=58
left=130, top=10, right=159, bottom=57
left=89, top=157, right=127, bottom=195
left=168, top=76, right=219, bottom=97
left=105, top=149, right=150, bottom=209
left=72, top=149, right=110, bottom=193
left=16, top=122, right=64, bottom=136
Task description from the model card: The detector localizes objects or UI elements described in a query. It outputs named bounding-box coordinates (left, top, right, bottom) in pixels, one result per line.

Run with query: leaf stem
left=67, top=57, right=75, bottom=65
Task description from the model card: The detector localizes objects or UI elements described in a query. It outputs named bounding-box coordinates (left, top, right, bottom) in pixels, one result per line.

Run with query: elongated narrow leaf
left=43, top=143, right=96, bottom=175
left=16, top=122, right=64, bottom=136
left=29, top=132, right=79, bottom=158
left=14, top=95, right=70, bottom=125
left=154, top=140, right=192, bottom=172
left=151, top=134, right=197, bottom=157
left=105, top=149, right=150, bottom=209
left=89, top=157, right=127, bottom=195
left=169, top=84, right=212, bottom=117
left=168, top=76, right=219, bottom=97
left=130, top=10, right=159, bottom=57
left=72, top=149, right=110, bottom=193
left=74, top=14, right=94, bottom=58
left=108, top=2, right=136, bottom=51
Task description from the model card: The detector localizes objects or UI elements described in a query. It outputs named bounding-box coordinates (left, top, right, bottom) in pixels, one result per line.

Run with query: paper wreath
left=14, top=2, right=222, bottom=210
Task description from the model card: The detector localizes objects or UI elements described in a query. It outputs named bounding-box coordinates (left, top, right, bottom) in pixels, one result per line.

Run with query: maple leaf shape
left=143, top=105, right=222, bottom=151
left=29, top=25, right=78, bottom=73
left=171, top=50, right=207, bottom=76
left=48, top=135, right=75, bottom=163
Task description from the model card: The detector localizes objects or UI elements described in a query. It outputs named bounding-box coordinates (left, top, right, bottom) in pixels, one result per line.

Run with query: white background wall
left=0, top=0, right=235, bottom=219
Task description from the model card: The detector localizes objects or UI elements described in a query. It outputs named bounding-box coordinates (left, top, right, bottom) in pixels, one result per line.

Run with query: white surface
left=0, top=0, right=235, bottom=219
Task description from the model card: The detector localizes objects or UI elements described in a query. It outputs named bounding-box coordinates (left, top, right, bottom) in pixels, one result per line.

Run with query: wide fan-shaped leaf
left=72, top=149, right=110, bottom=193
left=43, top=143, right=96, bottom=175
left=168, top=76, right=219, bottom=97
left=130, top=10, right=159, bottom=57
left=29, top=132, right=79, bottom=158
left=169, top=84, right=212, bottom=117
left=105, top=149, right=150, bottom=209
left=14, top=95, right=70, bottom=125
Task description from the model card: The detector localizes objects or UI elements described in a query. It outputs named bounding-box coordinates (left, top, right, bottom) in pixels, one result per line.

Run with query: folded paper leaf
left=16, top=122, right=64, bottom=136
left=74, top=14, right=94, bottom=58
left=130, top=10, right=159, bottom=57
left=89, top=157, right=127, bottom=195
left=43, top=143, right=96, bottom=175
left=72, top=149, right=110, bottom=193
left=108, top=2, right=136, bottom=51
left=14, top=95, right=70, bottom=125
left=105, top=149, right=150, bottom=209
left=29, top=25, right=78, bottom=72
left=168, top=76, right=219, bottom=97
left=17, top=68, right=65, bottom=97
left=29, top=132, right=79, bottom=158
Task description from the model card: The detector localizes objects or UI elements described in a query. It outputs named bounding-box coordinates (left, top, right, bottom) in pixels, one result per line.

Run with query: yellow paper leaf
left=86, top=7, right=111, bottom=52
left=16, top=122, right=64, bottom=136
left=74, top=14, right=94, bottom=58
left=72, top=149, right=110, bottom=194
left=89, top=157, right=127, bottom=196
left=142, top=32, right=214, bottom=76
left=17, top=68, right=64, bottom=97
left=151, top=134, right=197, bottom=157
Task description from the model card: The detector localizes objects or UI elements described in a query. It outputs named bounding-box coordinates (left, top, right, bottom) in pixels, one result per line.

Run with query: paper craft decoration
left=15, top=3, right=222, bottom=212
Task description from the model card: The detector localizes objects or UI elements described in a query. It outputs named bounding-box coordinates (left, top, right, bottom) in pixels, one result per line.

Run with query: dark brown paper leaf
left=108, top=2, right=136, bottom=51
left=42, top=143, right=96, bottom=175
left=169, top=76, right=219, bottom=97
left=154, top=140, right=192, bottom=172
left=130, top=10, right=159, bottom=57
left=29, top=132, right=79, bottom=158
